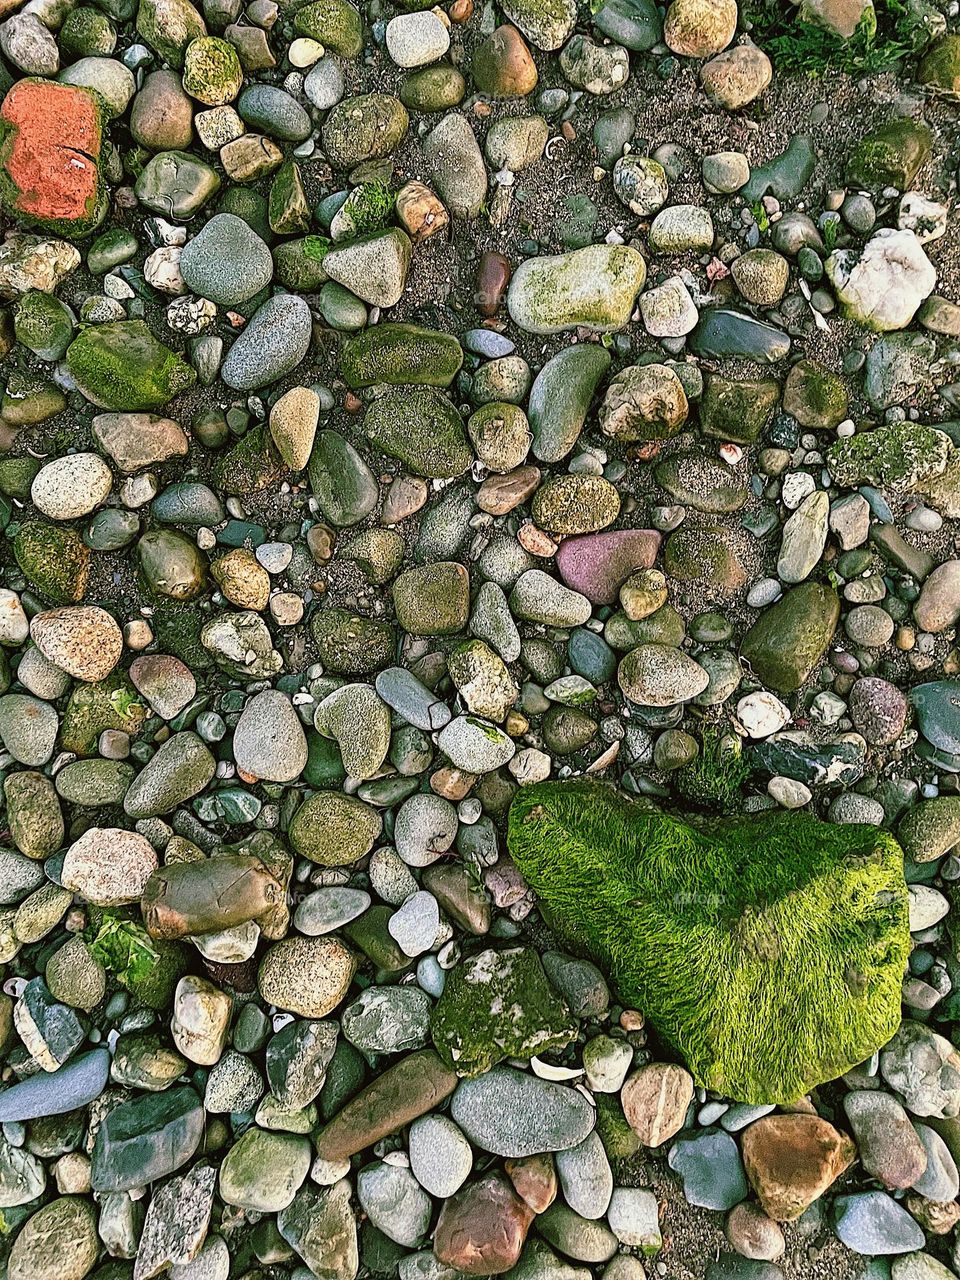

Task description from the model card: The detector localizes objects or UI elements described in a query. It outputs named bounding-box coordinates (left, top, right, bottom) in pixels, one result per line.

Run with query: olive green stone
left=213, top=425, right=284, bottom=496
left=340, top=324, right=463, bottom=389
left=66, top=320, right=196, bottom=412
left=699, top=376, right=780, bottom=445
left=293, top=0, right=363, bottom=56
left=400, top=64, right=466, bottom=111
left=740, top=581, right=840, bottom=694
left=289, top=792, right=382, bottom=866
left=14, top=522, right=90, bottom=604
left=393, top=562, right=470, bottom=635
left=137, top=529, right=207, bottom=601
left=322, top=94, right=409, bottom=169
left=531, top=475, right=620, bottom=536
left=363, top=387, right=472, bottom=479
left=14, top=291, right=75, bottom=361
left=846, top=119, right=933, bottom=190
left=310, top=608, right=397, bottom=675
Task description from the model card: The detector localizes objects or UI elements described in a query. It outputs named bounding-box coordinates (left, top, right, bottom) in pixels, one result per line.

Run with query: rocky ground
left=1, top=0, right=960, bottom=1278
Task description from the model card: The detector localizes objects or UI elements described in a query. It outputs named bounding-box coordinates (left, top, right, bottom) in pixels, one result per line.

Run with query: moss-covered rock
left=321, top=94, right=409, bottom=169
left=310, top=607, right=397, bottom=674
left=182, top=35, right=243, bottom=105
left=430, top=946, right=577, bottom=1076
left=60, top=673, right=149, bottom=755
left=826, top=421, right=952, bottom=492
left=363, top=387, right=472, bottom=478
left=293, top=0, right=363, bottom=56
left=14, top=521, right=90, bottom=603
left=508, top=780, right=910, bottom=1104
left=136, top=0, right=206, bottom=67
left=274, top=236, right=330, bottom=291
left=213, top=425, right=285, bottom=495
left=739, top=581, right=840, bottom=694
left=919, top=34, right=960, bottom=96
left=340, top=324, right=463, bottom=389
left=14, top=290, right=75, bottom=361
left=66, top=320, right=196, bottom=411
left=699, top=375, right=780, bottom=445
left=289, top=791, right=382, bottom=865
left=846, top=118, right=933, bottom=190
left=782, top=359, right=849, bottom=431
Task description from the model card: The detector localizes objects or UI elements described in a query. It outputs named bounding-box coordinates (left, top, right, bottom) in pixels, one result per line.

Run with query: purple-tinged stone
left=555, top=530, right=661, bottom=605
left=849, top=677, right=908, bottom=747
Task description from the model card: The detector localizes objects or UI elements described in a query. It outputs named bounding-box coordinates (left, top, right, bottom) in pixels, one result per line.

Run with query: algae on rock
left=507, top=780, right=910, bottom=1104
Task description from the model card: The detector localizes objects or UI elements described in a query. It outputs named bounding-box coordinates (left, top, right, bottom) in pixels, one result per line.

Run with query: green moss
left=746, top=0, right=933, bottom=76
left=673, top=730, right=751, bottom=814
left=340, top=323, right=463, bottom=389
left=363, top=387, right=472, bottom=479
left=213, top=426, right=285, bottom=496
left=60, top=672, right=148, bottom=755
left=826, top=421, right=952, bottom=491
left=13, top=521, right=90, bottom=603
left=293, top=0, right=363, bottom=56
left=339, top=180, right=395, bottom=238
left=508, top=780, right=910, bottom=1104
left=846, top=118, right=933, bottom=189
left=431, top=946, right=578, bottom=1076
left=310, top=607, right=397, bottom=675
left=66, top=320, right=196, bottom=411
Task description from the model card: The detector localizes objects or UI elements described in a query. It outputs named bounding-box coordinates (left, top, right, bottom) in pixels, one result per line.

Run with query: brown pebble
left=477, top=466, right=541, bottom=516
left=431, top=767, right=478, bottom=800
left=307, top=523, right=336, bottom=564
left=477, top=250, right=511, bottom=317
left=517, top=522, right=557, bottom=557
left=449, top=0, right=473, bottom=20
left=344, top=392, right=362, bottom=413
left=561, top=121, right=575, bottom=141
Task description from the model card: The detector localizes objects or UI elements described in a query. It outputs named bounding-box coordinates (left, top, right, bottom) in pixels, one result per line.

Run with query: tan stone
left=741, top=1114, right=856, bottom=1222
left=620, top=1062, right=693, bottom=1147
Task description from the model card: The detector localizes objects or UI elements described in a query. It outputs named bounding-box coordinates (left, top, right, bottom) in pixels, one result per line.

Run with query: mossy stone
left=782, top=359, right=849, bottom=431
left=594, top=1091, right=642, bottom=1159
left=14, top=291, right=75, bottom=361
left=664, top=526, right=745, bottom=598
left=393, top=562, right=469, bottom=635
left=60, top=7, right=117, bottom=57
left=137, top=529, right=207, bottom=601
left=321, top=94, right=409, bottom=169
left=289, top=791, right=382, bottom=865
left=739, top=581, right=840, bottom=694
left=66, top=320, right=196, bottom=411
left=218, top=186, right=273, bottom=242
left=508, top=780, right=910, bottom=1104
left=136, top=0, right=206, bottom=67
left=543, top=705, right=598, bottom=756
left=213, top=426, right=285, bottom=496
left=275, top=236, right=330, bottom=291
left=430, top=946, right=577, bottom=1076
left=340, top=324, right=463, bottom=389
left=919, top=34, right=960, bottom=96
left=846, top=119, right=933, bottom=191
left=699, top=376, right=780, bottom=445
left=363, top=387, right=472, bottom=479
left=310, top=608, right=396, bottom=674
left=182, top=36, right=243, bottom=105
left=60, top=673, right=148, bottom=755
left=293, top=0, right=363, bottom=56
left=400, top=64, right=466, bottom=111
left=0, top=457, right=40, bottom=499
left=826, top=421, right=951, bottom=492
left=14, top=521, right=90, bottom=604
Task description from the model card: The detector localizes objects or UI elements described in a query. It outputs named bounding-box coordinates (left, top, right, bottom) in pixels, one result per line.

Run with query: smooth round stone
left=233, top=689, right=308, bottom=783
left=237, top=84, right=311, bottom=142
left=0, top=1048, right=110, bottom=1121
left=179, top=214, right=273, bottom=308
left=358, top=1162, right=432, bottom=1247
left=304, top=55, right=345, bottom=108
left=294, top=887, right=371, bottom=936
left=409, top=1114, right=473, bottom=1198
left=222, top=294, right=312, bottom=391
left=555, top=1131, right=613, bottom=1220
left=833, top=1192, right=925, bottom=1255
left=388, top=891, right=440, bottom=957
left=437, top=716, right=515, bottom=773
left=394, top=793, right=458, bottom=867
left=386, top=10, right=450, bottom=67
left=31, top=453, right=112, bottom=520
left=0, top=694, right=58, bottom=765
left=60, top=56, right=134, bottom=117
left=341, top=986, right=431, bottom=1054
left=8, top=1197, right=98, bottom=1280
left=450, top=1067, right=596, bottom=1157
left=668, top=1130, right=748, bottom=1210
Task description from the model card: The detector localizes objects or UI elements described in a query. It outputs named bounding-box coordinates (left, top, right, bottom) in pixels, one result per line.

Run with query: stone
left=0, top=1048, right=108, bottom=1121
left=500, top=0, right=575, bottom=50
left=826, top=229, right=935, bottom=332
left=529, top=344, right=611, bottom=463
left=620, top=1063, right=693, bottom=1147
left=451, top=1068, right=596, bottom=1157
left=409, top=1114, right=473, bottom=1197
left=532, top=475, right=620, bottom=536
left=434, top=1173, right=535, bottom=1275
left=66, top=320, right=195, bottom=410
left=258, top=936, right=356, bottom=1016
left=600, top=364, right=687, bottom=443
left=171, top=974, right=231, bottom=1065
left=358, top=1161, right=432, bottom=1246
left=221, top=294, right=312, bottom=391
left=134, top=1164, right=215, bottom=1280
left=880, top=1019, right=960, bottom=1119
left=92, top=413, right=189, bottom=473
left=219, top=1127, right=311, bottom=1212
left=740, top=582, right=840, bottom=694
left=508, top=245, right=646, bottom=334
left=618, top=644, right=709, bottom=706
left=233, top=689, right=308, bottom=782
left=322, top=93, right=408, bottom=169
left=649, top=203, right=714, bottom=253
left=916, top=561, right=960, bottom=632
left=123, top=731, right=216, bottom=818
left=0, top=694, right=58, bottom=766
left=31, top=605, right=122, bottom=681
left=700, top=43, right=772, bottom=109
left=664, top=0, right=736, bottom=56
left=179, top=213, right=273, bottom=306
left=92, top=1087, right=205, bottom=1192
left=0, top=79, right=106, bottom=237
left=364, top=387, right=471, bottom=478
left=279, top=1181, right=358, bottom=1280
left=8, top=1198, right=98, bottom=1280
left=324, top=228, right=412, bottom=307
left=833, top=1192, right=925, bottom=1255
left=668, top=1130, right=748, bottom=1211
left=473, top=24, right=538, bottom=97
left=431, top=946, right=577, bottom=1076
left=741, top=1115, right=855, bottom=1221
left=62, top=828, right=157, bottom=905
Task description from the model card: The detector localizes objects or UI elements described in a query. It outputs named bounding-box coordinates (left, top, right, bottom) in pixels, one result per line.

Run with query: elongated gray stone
left=0, top=1048, right=110, bottom=1121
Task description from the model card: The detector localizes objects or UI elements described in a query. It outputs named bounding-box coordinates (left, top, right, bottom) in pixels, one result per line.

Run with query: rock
left=431, top=947, right=577, bottom=1076
left=394, top=562, right=470, bottom=634
left=777, top=491, right=829, bottom=584
left=91, top=1087, right=205, bottom=1191
left=364, top=387, right=471, bottom=478
left=560, top=34, right=630, bottom=94
left=233, top=689, right=307, bottom=782
left=649, top=203, right=714, bottom=253
left=92, top=412, right=189, bottom=472
left=600, top=364, right=688, bottom=442
left=509, top=781, right=909, bottom=1104
left=618, top=644, right=709, bottom=706
left=898, top=798, right=960, bottom=862
left=221, top=294, right=312, bottom=391
left=639, top=275, right=699, bottom=337
left=409, top=1113, right=473, bottom=1197
left=740, top=582, right=840, bottom=694
left=664, top=0, right=736, bottom=56
left=134, top=1163, right=216, bottom=1280
left=847, top=119, right=933, bottom=191
left=532, top=475, right=620, bottom=535
left=322, top=93, right=408, bottom=168
left=451, top=1068, right=596, bottom=1157
left=258, top=936, right=356, bottom=1017
left=179, top=213, right=273, bottom=306
left=826, top=229, right=936, bottom=332
left=124, top=732, right=216, bottom=818
left=833, top=1192, right=925, bottom=1255
left=666, top=1129, right=748, bottom=1210
left=423, top=112, right=486, bottom=219
left=701, top=42, right=772, bottom=108
left=130, top=69, right=194, bottom=149
left=529, top=344, right=612, bottom=463
left=690, top=310, right=790, bottom=363
left=219, top=1127, right=311, bottom=1212
left=271, top=386, right=320, bottom=471
left=827, top=422, right=951, bottom=492
left=8, top=1198, right=98, bottom=1280
left=0, top=80, right=106, bottom=236
left=67, top=319, right=195, bottom=410
left=31, top=605, right=122, bottom=681
left=437, top=716, right=515, bottom=773
left=620, top=1063, right=694, bottom=1147
left=741, top=1115, right=855, bottom=1221
left=555, top=530, right=660, bottom=606
left=358, top=1161, right=432, bottom=1246
left=135, top=150, right=220, bottom=219
left=880, top=1020, right=960, bottom=1118
left=508, top=245, right=646, bottom=334
left=782, top=360, right=848, bottom=430
left=920, top=33, right=960, bottom=94
left=499, top=0, right=575, bottom=50
left=472, top=25, right=538, bottom=98
left=916, top=561, right=960, bottom=632
left=0, top=1048, right=109, bottom=1121
left=171, top=974, right=232, bottom=1065
left=324, top=228, right=412, bottom=308
left=62, top=828, right=157, bottom=905
left=0, top=694, right=58, bottom=765
left=434, top=1173, right=535, bottom=1274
